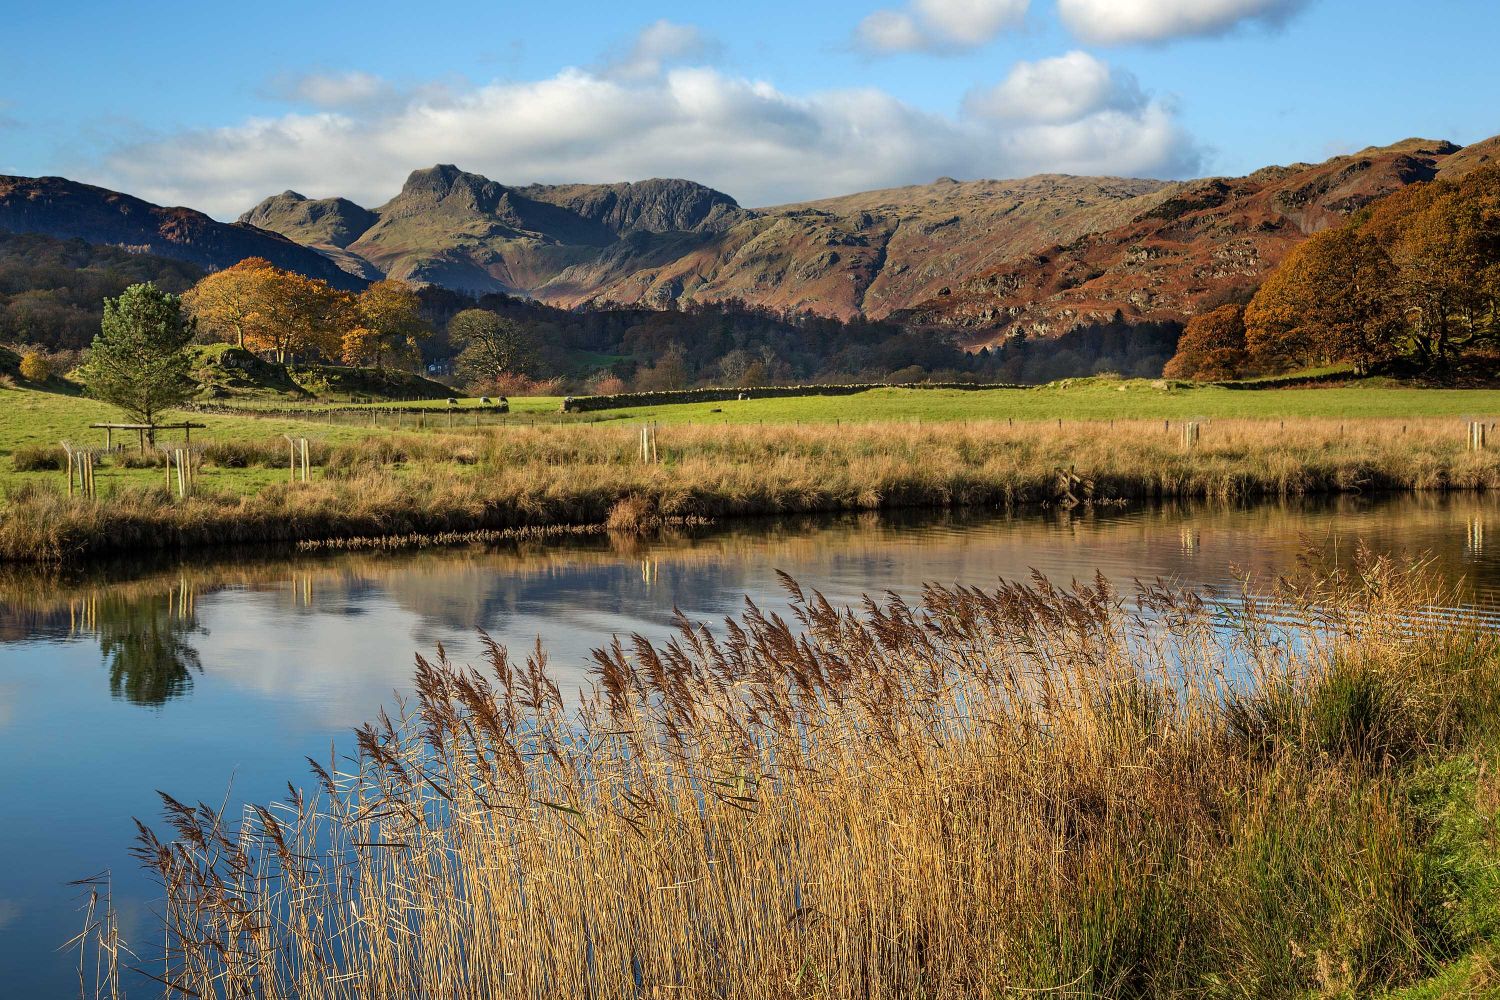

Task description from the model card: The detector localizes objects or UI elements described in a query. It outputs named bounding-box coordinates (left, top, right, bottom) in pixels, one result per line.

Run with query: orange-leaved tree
left=1362, top=166, right=1500, bottom=368
left=1162, top=303, right=1248, bottom=381
left=248, top=270, right=352, bottom=364
left=186, top=259, right=352, bottom=363
left=1244, top=227, right=1400, bottom=375
left=182, top=257, right=278, bottom=350
left=354, top=279, right=429, bottom=371
left=340, top=326, right=382, bottom=367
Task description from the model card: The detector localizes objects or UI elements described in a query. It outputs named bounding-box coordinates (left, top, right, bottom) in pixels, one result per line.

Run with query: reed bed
left=6, top=418, right=1497, bottom=561
left=90, top=554, right=1500, bottom=997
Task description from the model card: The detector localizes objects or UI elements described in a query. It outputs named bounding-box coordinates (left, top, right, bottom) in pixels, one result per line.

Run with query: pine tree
left=83, top=283, right=197, bottom=440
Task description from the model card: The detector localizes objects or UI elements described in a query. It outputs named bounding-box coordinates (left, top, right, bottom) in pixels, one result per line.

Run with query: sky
left=2, top=0, right=1496, bottom=218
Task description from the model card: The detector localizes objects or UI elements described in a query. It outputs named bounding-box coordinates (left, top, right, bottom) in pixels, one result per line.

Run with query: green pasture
left=4, top=376, right=1500, bottom=498
left=601, top=379, right=1500, bottom=425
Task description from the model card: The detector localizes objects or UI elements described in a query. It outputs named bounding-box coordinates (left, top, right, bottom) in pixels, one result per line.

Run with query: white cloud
left=857, top=0, right=1029, bottom=53
left=86, top=59, right=1200, bottom=218
left=964, top=51, right=1143, bottom=124
left=271, top=71, right=396, bottom=109
left=1056, top=0, right=1312, bottom=45
left=602, top=20, right=722, bottom=81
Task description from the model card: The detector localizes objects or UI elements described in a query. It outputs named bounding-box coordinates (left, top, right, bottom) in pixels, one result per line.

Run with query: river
left=1, top=494, right=1497, bottom=996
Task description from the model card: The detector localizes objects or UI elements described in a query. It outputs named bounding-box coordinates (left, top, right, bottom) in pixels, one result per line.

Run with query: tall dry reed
left=88, top=553, right=1500, bottom=997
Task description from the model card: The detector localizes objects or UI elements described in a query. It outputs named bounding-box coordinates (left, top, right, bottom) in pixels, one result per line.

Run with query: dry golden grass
left=5, top=418, right=1497, bottom=561
left=85, top=553, right=1500, bottom=997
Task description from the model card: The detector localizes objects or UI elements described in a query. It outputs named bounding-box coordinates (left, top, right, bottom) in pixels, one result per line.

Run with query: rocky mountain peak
left=393, top=164, right=506, bottom=210
left=239, top=191, right=377, bottom=249
left=519, top=177, right=745, bottom=237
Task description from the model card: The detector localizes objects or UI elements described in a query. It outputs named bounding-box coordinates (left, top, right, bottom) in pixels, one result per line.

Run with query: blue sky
left=2, top=0, right=1495, bottom=217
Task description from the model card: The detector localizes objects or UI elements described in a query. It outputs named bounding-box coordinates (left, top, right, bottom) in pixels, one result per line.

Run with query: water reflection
left=0, top=494, right=1497, bottom=996
left=1, top=494, right=1497, bottom=711
left=95, top=588, right=204, bottom=706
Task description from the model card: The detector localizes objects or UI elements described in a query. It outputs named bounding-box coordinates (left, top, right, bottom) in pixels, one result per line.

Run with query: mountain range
left=4, top=132, right=1497, bottom=345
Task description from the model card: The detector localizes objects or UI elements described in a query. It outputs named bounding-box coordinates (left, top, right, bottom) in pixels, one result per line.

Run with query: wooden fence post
left=1182, top=422, right=1200, bottom=449
left=300, top=438, right=310, bottom=482
left=1469, top=421, right=1488, bottom=451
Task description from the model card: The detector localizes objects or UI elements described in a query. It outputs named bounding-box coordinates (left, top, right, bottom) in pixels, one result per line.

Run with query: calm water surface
left=1, top=495, right=1497, bottom=995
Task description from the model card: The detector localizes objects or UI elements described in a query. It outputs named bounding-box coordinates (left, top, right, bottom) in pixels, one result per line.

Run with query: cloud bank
left=1056, top=0, right=1312, bottom=45
left=89, top=51, right=1199, bottom=218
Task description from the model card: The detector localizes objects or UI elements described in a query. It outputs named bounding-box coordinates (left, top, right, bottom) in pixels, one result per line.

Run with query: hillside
left=0, top=231, right=203, bottom=348
left=897, top=136, right=1500, bottom=345
left=242, top=135, right=1498, bottom=331
left=240, top=167, right=748, bottom=295
left=0, top=175, right=365, bottom=290
left=239, top=191, right=378, bottom=249
left=572, top=175, right=1172, bottom=319
left=241, top=168, right=1170, bottom=319
left=4, top=132, right=1495, bottom=346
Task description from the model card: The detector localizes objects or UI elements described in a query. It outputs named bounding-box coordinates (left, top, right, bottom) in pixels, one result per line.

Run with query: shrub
left=18, top=352, right=51, bottom=383
left=10, top=444, right=65, bottom=471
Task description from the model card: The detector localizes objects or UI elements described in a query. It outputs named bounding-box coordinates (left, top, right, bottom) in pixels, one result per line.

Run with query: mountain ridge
left=0, top=175, right=366, bottom=290
left=3, top=132, right=1495, bottom=341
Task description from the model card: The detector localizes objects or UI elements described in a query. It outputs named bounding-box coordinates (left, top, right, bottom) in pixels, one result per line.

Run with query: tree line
left=10, top=235, right=1186, bottom=405
left=176, top=257, right=1152, bottom=392
left=1166, top=164, right=1500, bottom=381
left=0, top=232, right=201, bottom=350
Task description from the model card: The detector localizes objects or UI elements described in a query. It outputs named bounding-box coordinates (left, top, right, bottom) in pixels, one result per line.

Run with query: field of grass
left=0, top=387, right=387, bottom=496
left=2, top=411, right=1496, bottom=561
left=210, top=377, right=1500, bottom=424
left=83, top=556, right=1500, bottom=997
left=597, top=378, right=1500, bottom=424
left=3, top=379, right=1498, bottom=560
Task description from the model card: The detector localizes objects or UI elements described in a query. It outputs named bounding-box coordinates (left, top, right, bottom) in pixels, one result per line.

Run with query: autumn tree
left=1362, top=166, right=1500, bottom=368
left=82, top=283, right=196, bottom=437
left=252, top=272, right=352, bottom=364
left=449, top=309, right=538, bottom=389
left=185, top=259, right=351, bottom=363
left=340, top=326, right=382, bottom=367
left=1244, top=227, right=1400, bottom=375
left=182, top=257, right=277, bottom=350
left=1162, top=304, right=1248, bottom=381
left=353, top=279, right=429, bottom=370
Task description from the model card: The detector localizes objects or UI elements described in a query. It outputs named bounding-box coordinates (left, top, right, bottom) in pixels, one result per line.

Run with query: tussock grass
left=10, top=442, right=64, bottom=471
left=88, top=554, right=1500, bottom=997
left=3, top=418, right=1496, bottom=562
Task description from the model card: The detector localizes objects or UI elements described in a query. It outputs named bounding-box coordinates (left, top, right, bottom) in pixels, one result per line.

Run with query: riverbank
left=93, top=556, right=1500, bottom=996
left=3, top=419, right=1497, bottom=561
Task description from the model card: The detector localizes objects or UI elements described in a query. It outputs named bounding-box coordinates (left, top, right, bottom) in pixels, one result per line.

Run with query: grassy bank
left=88, top=556, right=1500, bottom=996
left=3, top=418, right=1498, bottom=561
